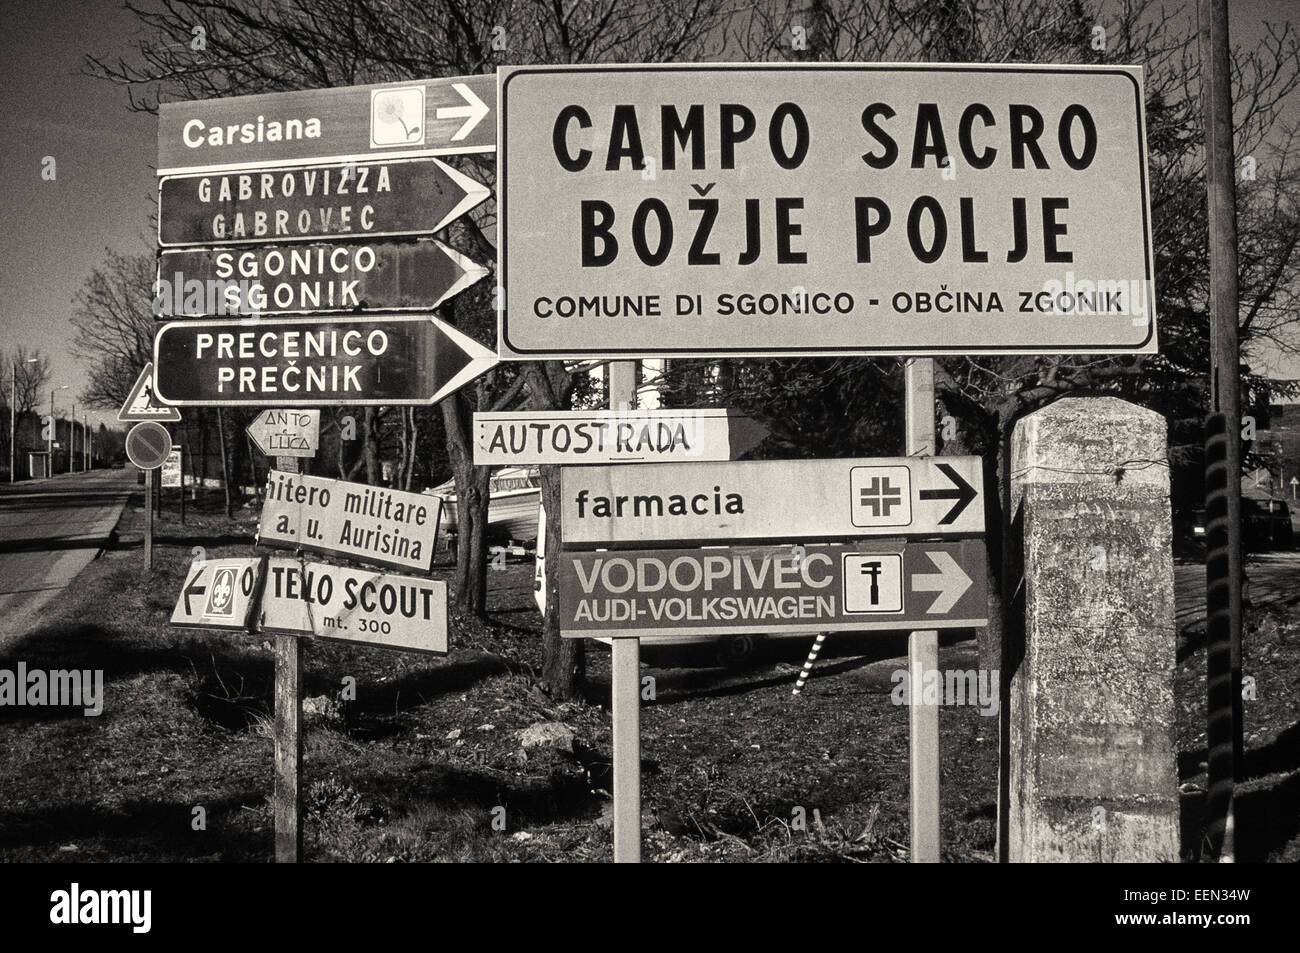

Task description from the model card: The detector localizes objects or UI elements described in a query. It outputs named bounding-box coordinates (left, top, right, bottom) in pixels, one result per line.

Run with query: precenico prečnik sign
left=497, top=63, right=1156, bottom=358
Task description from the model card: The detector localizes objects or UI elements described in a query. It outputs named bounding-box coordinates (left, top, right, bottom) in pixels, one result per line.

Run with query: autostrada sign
left=558, top=540, right=988, bottom=638
left=158, top=156, right=489, bottom=247
left=152, top=314, right=497, bottom=406
left=497, top=63, right=1156, bottom=358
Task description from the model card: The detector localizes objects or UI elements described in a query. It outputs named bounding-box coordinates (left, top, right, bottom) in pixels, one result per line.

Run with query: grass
left=0, top=486, right=1294, bottom=862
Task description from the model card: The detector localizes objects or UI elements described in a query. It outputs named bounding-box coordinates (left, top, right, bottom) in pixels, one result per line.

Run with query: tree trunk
left=440, top=388, right=489, bottom=615
left=538, top=463, right=583, bottom=698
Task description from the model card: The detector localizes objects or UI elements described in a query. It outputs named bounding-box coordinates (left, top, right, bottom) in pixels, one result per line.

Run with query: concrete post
left=1008, top=396, right=1178, bottom=862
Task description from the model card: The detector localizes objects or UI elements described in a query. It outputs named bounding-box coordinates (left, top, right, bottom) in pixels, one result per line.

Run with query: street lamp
left=48, top=385, right=68, bottom=477
left=9, top=357, right=38, bottom=483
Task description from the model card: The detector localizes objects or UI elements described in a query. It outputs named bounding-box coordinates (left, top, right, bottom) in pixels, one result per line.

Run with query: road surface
left=0, top=468, right=135, bottom=643
left=1174, top=552, right=1300, bottom=633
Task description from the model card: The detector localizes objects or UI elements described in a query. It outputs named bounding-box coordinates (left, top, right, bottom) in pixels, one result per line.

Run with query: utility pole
left=8, top=364, right=15, bottom=483
left=69, top=402, right=76, bottom=473
left=1200, top=0, right=1243, bottom=862
left=48, top=389, right=54, bottom=475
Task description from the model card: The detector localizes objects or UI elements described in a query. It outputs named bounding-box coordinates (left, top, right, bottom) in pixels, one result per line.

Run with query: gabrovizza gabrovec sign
left=497, top=63, right=1156, bottom=358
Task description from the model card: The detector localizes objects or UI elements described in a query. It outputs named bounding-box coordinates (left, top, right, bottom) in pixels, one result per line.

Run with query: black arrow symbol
left=919, top=462, right=977, bottom=524
left=182, top=567, right=207, bottom=615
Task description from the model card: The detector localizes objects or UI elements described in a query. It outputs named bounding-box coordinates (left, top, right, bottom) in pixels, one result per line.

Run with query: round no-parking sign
left=126, top=421, right=172, bottom=470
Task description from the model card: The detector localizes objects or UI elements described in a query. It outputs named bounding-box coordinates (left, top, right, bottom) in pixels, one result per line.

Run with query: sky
left=0, top=0, right=1297, bottom=434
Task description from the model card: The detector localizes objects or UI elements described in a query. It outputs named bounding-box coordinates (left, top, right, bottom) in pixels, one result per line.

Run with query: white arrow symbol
left=911, top=550, right=972, bottom=614
left=435, top=82, right=489, bottom=141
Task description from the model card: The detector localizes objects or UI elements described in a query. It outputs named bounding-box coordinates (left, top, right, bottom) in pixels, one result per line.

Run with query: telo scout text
left=541, top=100, right=1103, bottom=317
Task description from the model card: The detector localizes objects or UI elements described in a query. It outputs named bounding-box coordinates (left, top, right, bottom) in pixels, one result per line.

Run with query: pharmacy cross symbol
left=859, top=477, right=903, bottom=517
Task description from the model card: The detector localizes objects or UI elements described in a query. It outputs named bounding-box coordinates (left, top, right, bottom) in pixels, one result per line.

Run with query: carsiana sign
left=473, top=409, right=768, bottom=466
left=157, top=74, right=495, bottom=175
left=260, top=558, right=448, bottom=654
left=560, top=457, right=983, bottom=546
left=257, top=470, right=442, bottom=573
left=155, top=239, right=488, bottom=317
left=158, top=157, right=488, bottom=247
left=497, top=63, right=1155, bottom=358
left=558, top=540, right=988, bottom=638
left=152, top=314, right=497, bottom=406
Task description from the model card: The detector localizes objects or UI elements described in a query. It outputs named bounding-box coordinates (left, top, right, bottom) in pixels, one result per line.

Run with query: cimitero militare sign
left=157, top=74, right=494, bottom=176
left=497, top=63, right=1156, bottom=358
left=257, top=471, right=441, bottom=573
left=558, top=540, right=988, bottom=638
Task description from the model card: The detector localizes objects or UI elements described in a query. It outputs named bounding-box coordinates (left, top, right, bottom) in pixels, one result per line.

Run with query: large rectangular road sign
left=155, top=239, right=488, bottom=317
left=257, top=471, right=441, bottom=573
left=558, top=540, right=988, bottom=638
left=498, top=63, right=1155, bottom=358
left=158, top=157, right=488, bottom=247
left=473, top=409, right=767, bottom=466
left=153, top=314, right=496, bottom=407
left=560, top=457, right=983, bottom=546
left=158, top=74, right=495, bottom=176
left=261, top=558, right=448, bottom=654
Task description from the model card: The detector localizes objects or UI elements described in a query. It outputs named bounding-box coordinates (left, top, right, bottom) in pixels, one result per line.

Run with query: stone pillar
left=1008, top=396, right=1178, bottom=862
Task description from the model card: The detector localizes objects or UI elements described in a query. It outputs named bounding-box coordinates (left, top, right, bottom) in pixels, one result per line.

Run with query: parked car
left=1188, top=498, right=1295, bottom=550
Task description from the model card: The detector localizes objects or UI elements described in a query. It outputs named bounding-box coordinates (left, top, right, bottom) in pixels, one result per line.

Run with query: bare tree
left=69, top=247, right=155, bottom=410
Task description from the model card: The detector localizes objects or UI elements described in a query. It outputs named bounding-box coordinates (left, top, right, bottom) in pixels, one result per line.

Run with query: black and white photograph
left=0, top=0, right=1295, bottom=931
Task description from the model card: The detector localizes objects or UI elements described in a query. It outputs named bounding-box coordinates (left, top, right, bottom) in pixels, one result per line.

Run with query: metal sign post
left=904, top=358, right=941, bottom=864
left=608, top=360, right=641, bottom=864
left=274, top=455, right=303, bottom=864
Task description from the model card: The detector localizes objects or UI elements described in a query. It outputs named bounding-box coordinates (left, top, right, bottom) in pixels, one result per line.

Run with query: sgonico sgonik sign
left=257, top=471, right=442, bottom=573
left=155, top=239, right=488, bottom=317
left=560, top=457, right=983, bottom=546
left=152, top=314, right=497, bottom=407
left=158, top=157, right=489, bottom=247
left=260, top=558, right=448, bottom=654
left=157, top=74, right=495, bottom=176
left=497, top=63, right=1156, bottom=358
left=558, top=540, right=988, bottom=638
left=473, top=409, right=768, bottom=466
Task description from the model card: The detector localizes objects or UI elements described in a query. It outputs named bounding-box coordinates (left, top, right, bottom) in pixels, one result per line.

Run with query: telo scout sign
left=498, top=64, right=1155, bottom=357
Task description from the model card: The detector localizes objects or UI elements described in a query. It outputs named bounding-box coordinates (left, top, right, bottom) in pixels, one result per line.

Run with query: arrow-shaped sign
left=911, top=550, right=974, bottom=614
left=155, top=239, right=489, bottom=317
left=157, top=73, right=496, bottom=176
left=436, top=82, right=491, bottom=141
left=153, top=313, right=497, bottom=407
left=158, top=157, right=489, bottom=248
left=247, top=409, right=320, bottom=458
left=170, top=557, right=264, bottom=631
left=919, top=462, right=978, bottom=525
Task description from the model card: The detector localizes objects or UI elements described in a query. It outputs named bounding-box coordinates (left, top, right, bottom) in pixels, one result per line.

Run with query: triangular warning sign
left=118, top=362, right=181, bottom=422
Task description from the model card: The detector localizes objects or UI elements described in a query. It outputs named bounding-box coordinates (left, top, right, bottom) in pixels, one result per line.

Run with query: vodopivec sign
left=152, top=314, right=497, bottom=406
left=157, top=74, right=495, bottom=176
left=497, top=63, right=1156, bottom=358
left=560, top=457, right=983, bottom=546
left=473, top=409, right=768, bottom=466
left=260, top=558, right=448, bottom=654
left=155, top=239, right=488, bottom=317
left=158, top=157, right=488, bottom=247
left=257, top=470, right=442, bottom=573
left=559, top=540, right=987, bottom=638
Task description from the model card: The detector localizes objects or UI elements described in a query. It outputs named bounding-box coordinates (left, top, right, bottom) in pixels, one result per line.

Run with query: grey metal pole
left=9, top=364, right=15, bottom=482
